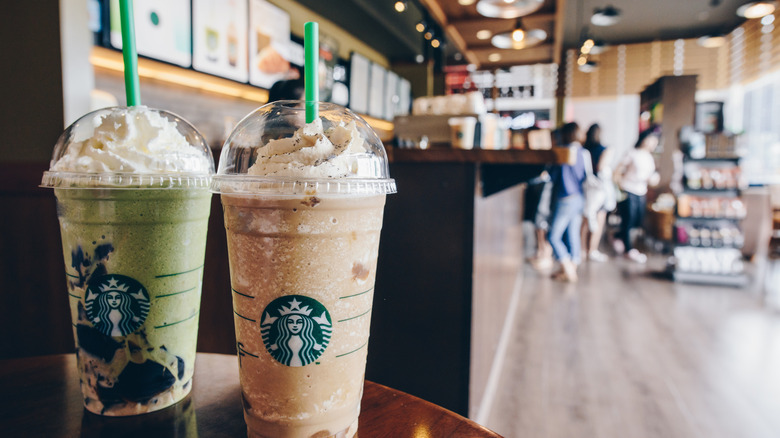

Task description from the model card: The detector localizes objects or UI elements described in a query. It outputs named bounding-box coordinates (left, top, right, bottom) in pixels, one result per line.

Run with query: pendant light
left=736, top=1, right=777, bottom=18
left=490, top=18, right=547, bottom=49
left=476, top=0, right=545, bottom=19
left=591, top=5, right=621, bottom=26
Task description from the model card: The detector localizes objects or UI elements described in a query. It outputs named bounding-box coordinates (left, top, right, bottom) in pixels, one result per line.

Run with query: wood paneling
left=568, top=11, right=780, bottom=98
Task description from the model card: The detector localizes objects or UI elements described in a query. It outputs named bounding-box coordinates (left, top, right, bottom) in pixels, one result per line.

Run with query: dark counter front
left=367, top=146, right=570, bottom=416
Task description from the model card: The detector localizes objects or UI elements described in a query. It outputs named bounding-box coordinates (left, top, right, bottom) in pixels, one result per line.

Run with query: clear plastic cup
left=212, top=101, right=395, bottom=438
left=41, top=106, right=214, bottom=416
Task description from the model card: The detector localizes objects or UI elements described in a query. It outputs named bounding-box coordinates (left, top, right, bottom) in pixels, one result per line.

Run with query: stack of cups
left=212, top=101, right=396, bottom=437
left=41, top=106, right=214, bottom=416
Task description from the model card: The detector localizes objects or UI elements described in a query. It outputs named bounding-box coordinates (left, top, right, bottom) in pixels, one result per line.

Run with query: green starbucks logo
left=260, top=295, right=332, bottom=367
left=84, top=275, right=150, bottom=337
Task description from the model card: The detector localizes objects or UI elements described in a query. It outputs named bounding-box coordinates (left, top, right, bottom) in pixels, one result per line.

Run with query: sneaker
left=588, top=250, right=608, bottom=262
left=530, top=256, right=553, bottom=271
left=612, top=239, right=625, bottom=255
left=626, top=249, right=647, bottom=264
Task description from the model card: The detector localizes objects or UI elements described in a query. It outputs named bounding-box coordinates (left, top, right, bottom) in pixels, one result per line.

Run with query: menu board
left=349, top=53, right=370, bottom=115
left=384, top=71, right=399, bottom=120
left=368, top=63, right=386, bottom=119
left=248, top=0, right=297, bottom=88
left=110, top=0, right=192, bottom=67
left=192, top=0, right=249, bottom=82
left=398, top=78, right=411, bottom=116
left=331, top=61, right=350, bottom=107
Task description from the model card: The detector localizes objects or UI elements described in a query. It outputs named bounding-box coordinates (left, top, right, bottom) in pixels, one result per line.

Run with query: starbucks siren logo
left=260, top=295, right=332, bottom=367
left=84, top=274, right=150, bottom=337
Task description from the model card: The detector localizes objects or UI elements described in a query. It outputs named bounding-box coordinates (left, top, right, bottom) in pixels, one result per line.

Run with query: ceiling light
left=591, top=5, right=621, bottom=26
left=431, top=38, right=441, bottom=48
left=424, top=31, right=434, bottom=40
left=416, top=21, right=426, bottom=33
left=737, top=1, right=777, bottom=18
left=697, top=35, right=727, bottom=48
left=476, top=0, right=544, bottom=19
left=577, top=55, right=588, bottom=66
left=488, top=52, right=502, bottom=62
left=512, top=18, right=526, bottom=41
left=589, top=40, right=608, bottom=55
left=578, top=59, right=599, bottom=73
left=458, top=0, right=477, bottom=5
left=491, top=29, right=546, bottom=49
left=762, top=13, right=776, bottom=24
left=476, top=29, right=493, bottom=40
left=394, top=1, right=407, bottom=13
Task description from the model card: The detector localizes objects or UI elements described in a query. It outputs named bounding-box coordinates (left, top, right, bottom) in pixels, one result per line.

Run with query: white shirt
left=618, top=149, right=657, bottom=196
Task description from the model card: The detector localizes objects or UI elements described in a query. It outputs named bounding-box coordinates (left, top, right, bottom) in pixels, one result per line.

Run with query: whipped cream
left=248, top=119, right=370, bottom=178
left=52, top=106, right=211, bottom=174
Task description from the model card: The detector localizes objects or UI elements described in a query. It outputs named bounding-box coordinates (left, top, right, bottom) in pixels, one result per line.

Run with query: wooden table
left=0, top=353, right=501, bottom=437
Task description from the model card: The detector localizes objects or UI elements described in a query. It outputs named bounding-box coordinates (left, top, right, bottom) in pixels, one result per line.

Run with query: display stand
left=672, top=137, right=748, bottom=286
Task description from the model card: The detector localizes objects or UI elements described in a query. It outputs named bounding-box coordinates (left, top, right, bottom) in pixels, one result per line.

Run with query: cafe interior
left=2, top=0, right=780, bottom=437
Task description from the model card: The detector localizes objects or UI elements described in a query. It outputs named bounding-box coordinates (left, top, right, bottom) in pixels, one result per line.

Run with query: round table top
left=0, top=353, right=501, bottom=437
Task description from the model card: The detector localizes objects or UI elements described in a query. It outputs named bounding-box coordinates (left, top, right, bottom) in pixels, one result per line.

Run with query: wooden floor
left=476, top=253, right=780, bottom=438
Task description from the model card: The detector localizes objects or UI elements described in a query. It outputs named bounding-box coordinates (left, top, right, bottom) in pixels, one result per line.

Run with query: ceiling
left=296, top=0, right=755, bottom=68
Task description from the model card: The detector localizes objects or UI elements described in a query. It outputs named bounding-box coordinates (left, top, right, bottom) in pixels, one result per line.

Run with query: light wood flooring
left=476, top=254, right=780, bottom=438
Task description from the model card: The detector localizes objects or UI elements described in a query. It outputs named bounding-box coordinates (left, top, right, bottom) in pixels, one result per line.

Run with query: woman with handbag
left=547, top=122, right=587, bottom=282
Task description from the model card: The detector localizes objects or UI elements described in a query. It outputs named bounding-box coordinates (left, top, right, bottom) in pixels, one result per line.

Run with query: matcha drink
left=213, top=101, right=395, bottom=438
left=41, top=106, right=214, bottom=416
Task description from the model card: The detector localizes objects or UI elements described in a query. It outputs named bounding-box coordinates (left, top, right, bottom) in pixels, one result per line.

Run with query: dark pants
left=620, top=192, right=645, bottom=251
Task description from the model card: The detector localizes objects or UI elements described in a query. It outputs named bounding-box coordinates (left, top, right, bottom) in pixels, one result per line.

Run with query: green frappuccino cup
left=41, top=106, right=214, bottom=416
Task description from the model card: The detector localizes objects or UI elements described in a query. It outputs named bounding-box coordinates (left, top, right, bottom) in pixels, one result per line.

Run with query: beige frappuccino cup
left=212, top=101, right=395, bottom=438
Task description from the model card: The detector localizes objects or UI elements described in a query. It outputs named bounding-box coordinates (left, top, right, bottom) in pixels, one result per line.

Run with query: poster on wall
left=330, top=60, right=350, bottom=107
left=368, top=63, right=386, bottom=119
left=384, top=71, right=399, bottom=121
left=193, top=0, right=249, bottom=82
left=349, top=53, right=370, bottom=115
left=248, top=0, right=298, bottom=89
left=110, top=0, right=192, bottom=67
left=398, top=78, right=411, bottom=116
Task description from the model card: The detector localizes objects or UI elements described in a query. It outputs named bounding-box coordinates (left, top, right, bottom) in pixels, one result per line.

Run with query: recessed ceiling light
left=737, top=1, right=777, bottom=19
left=476, top=29, right=493, bottom=40
left=488, top=53, right=502, bottom=62
left=394, top=1, right=407, bottom=13
left=415, top=54, right=424, bottom=64
left=476, top=0, right=544, bottom=19
left=697, top=35, right=727, bottom=48
left=591, top=5, right=621, bottom=26
left=458, top=0, right=477, bottom=5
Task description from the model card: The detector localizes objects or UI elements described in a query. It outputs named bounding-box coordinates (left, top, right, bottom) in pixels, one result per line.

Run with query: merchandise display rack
left=671, top=138, right=747, bottom=286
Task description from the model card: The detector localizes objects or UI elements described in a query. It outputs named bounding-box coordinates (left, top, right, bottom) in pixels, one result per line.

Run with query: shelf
left=683, top=156, right=741, bottom=162
left=672, top=271, right=748, bottom=287
left=675, top=215, right=744, bottom=222
left=674, top=243, right=744, bottom=250
left=681, top=188, right=740, bottom=195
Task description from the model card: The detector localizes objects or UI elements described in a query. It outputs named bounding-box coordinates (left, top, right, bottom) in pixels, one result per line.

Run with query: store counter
left=367, top=146, right=572, bottom=416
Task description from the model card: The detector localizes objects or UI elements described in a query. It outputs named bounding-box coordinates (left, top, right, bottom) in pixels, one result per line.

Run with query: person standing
left=614, top=129, right=660, bottom=263
left=581, top=123, right=615, bottom=262
left=547, top=122, right=587, bottom=282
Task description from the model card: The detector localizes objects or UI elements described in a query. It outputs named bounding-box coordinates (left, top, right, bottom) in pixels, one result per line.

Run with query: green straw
left=119, top=0, right=141, bottom=106
left=304, top=22, right=319, bottom=123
